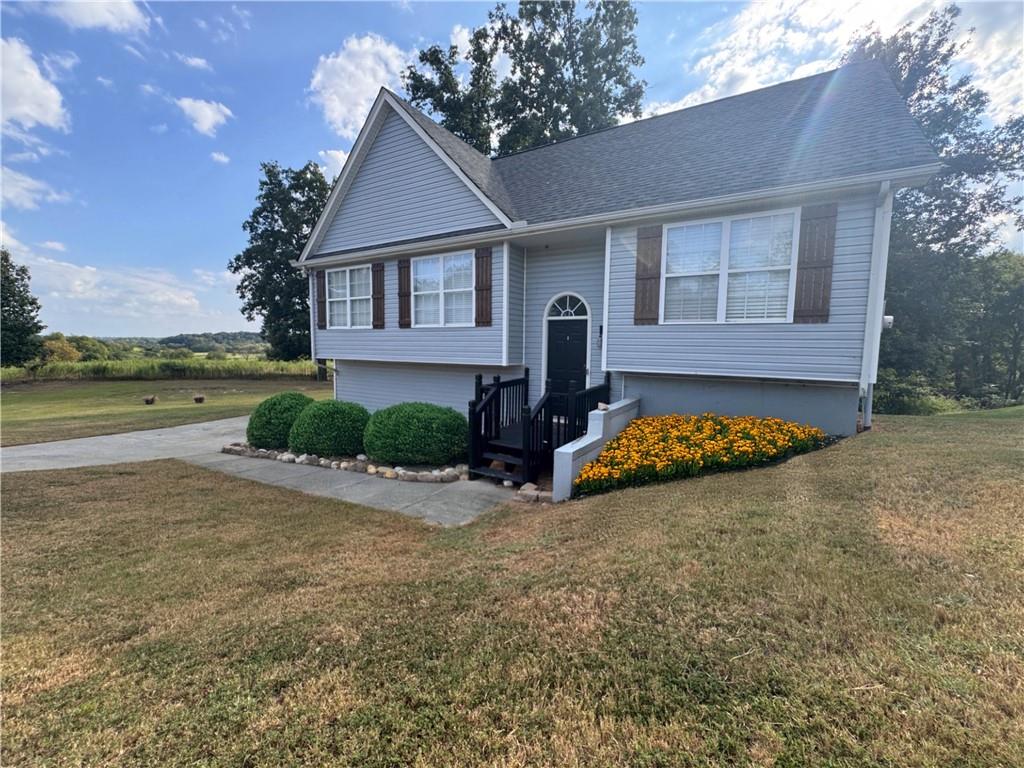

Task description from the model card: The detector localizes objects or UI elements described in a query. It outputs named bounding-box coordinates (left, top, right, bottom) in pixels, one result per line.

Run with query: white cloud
left=309, top=33, right=408, bottom=140
left=231, top=4, right=252, bottom=30
left=2, top=221, right=255, bottom=336
left=139, top=82, right=161, bottom=97
left=318, top=149, right=349, bottom=179
left=175, top=97, right=233, bottom=136
left=1, top=38, right=70, bottom=133
left=42, top=1, right=150, bottom=35
left=450, top=24, right=472, bottom=58
left=123, top=43, right=145, bottom=60
left=38, top=240, right=67, bottom=252
left=645, top=0, right=1022, bottom=125
left=42, top=51, right=80, bottom=82
left=175, top=52, right=213, bottom=71
left=96, top=75, right=115, bottom=89
left=1, top=166, right=71, bottom=210
left=193, top=268, right=238, bottom=288
left=210, top=151, right=230, bottom=164
left=150, top=123, right=168, bottom=134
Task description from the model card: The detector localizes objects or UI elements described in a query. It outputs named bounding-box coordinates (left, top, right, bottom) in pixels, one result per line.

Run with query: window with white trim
left=662, top=210, right=799, bottom=324
left=412, top=252, right=474, bottom=326
left=326, top=266, right=372, bottom=328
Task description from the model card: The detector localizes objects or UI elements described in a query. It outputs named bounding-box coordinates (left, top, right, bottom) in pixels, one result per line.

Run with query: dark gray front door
left=546, top=318, right=588, bottom=399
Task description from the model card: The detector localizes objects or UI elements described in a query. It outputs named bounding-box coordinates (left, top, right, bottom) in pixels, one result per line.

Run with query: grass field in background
left=2, top=408, right=1021, bottom=765
left=0, top=358, right=316, bottom=383
left=0, top=378, right=332, bottom=446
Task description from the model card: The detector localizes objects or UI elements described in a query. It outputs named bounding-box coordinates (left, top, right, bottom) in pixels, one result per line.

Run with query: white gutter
left=298, top=163, right=941, bottom=269
left=859, top=181, right=895, bottom=393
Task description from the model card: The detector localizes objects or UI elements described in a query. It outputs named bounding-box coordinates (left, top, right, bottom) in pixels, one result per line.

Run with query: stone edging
left=221, top=443, right=467, bottom=483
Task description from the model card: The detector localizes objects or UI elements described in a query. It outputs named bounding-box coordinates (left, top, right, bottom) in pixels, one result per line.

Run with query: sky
left=1, top=0, right=1021, bottom=337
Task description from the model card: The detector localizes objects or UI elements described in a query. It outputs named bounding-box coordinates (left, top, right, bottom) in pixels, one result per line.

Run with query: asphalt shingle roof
left=387, top=60, right=938, bottom=226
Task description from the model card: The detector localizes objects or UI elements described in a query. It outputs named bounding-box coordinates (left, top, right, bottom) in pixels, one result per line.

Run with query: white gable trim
left=299, top=90, right=511, bottom=263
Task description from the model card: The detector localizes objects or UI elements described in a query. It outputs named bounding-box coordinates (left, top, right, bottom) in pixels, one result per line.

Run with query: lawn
left=2, top=409, right=1021, bottom=766
left=0, top=378, right=332, bottom=446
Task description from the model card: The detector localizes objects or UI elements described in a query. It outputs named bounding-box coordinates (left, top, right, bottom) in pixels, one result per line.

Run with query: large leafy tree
left=228, top=162, right=330, bottom=360
left=404, top=0, right=645, bottom=156
left=1, top=248, right=45, bottom=367
left=844, top=5, right=1023, bottom=397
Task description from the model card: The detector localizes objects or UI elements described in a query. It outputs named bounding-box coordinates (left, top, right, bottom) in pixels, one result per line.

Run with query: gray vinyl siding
left=335, top=360, right=523, bottom=413
left=523, top=239, right=607, bottom=404
left=313, top=246, right=505, bottom=366
left=505, top=245, right=525, bottom=365
left=316, top=108, right=502, bottom=254
left=605, top=195, right=875, bottom=382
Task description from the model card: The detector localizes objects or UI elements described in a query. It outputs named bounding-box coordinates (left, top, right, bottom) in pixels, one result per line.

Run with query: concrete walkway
left=1, top=417, right=513, bottom=525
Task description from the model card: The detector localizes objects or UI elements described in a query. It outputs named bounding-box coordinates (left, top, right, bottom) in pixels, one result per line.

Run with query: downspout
left=859, top=181, right=894, bottom=429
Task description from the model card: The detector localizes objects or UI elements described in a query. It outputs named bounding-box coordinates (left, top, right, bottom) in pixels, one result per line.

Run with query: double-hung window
left=326, top=266, right=372, bottom=328
left=661, top=209, right=799, bottom=324
left=412, top=252, right=474, bottom=327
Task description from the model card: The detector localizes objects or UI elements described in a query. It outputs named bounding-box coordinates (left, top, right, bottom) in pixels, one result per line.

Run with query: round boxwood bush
left=246, top=391, right=314, bottom=449
left=288, top=400, right=370, bottom=457
left=364, top=402, right=468, bottom=466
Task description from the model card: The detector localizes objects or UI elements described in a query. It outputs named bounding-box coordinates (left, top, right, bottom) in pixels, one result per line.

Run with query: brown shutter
left=397, top=258, right=411, bottom=328
left=371, top=262, right=385, bottom=329
left=474, top=247, right=492, bottom=327
left=793, top=203, right=838, bottom=324
left=634, top=225, right=662, bottom=324
left=314, top=270, right=327, bottom=330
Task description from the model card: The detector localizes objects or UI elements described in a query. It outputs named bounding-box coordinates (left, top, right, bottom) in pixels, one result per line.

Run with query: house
left=297, top=60, right=939, bottom=485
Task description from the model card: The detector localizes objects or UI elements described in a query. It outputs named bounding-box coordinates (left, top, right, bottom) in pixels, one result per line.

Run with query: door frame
left=541, top=291, right=592, bottom=391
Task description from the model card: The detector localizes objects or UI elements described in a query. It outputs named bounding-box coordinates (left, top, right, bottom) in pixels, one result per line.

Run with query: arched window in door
left=547, top=294, right=588, bottom=318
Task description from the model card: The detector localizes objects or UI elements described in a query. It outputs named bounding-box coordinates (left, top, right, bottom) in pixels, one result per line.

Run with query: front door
left=546, top=317, right=588, bottom=403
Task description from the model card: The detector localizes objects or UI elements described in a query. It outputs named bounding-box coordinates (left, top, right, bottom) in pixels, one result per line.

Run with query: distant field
left=0, top=358, right=316, bottom=383
left=0, top=378, right=332, bottom=446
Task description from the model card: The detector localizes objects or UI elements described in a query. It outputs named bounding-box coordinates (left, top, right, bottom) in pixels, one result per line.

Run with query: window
left=661, top=210, right=799, bottom=324
left=412, top=252, right=474, bottom=326
left=326, top=266, right=372, bottom=328
left=548, top=294, right=588, bottom=318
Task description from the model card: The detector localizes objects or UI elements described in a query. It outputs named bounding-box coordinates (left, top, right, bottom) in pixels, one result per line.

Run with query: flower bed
left=574, top=413, right=827, bottom=496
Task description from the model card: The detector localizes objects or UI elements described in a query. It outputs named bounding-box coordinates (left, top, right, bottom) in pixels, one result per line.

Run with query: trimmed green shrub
left=364, top=402, right=468, bottom=466
left=288, top=400, right=370, bottom=457
left=246, top=391, right=315, bottom=449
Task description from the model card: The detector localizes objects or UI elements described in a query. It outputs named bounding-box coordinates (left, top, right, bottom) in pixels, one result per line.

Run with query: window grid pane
left=349, top=266, right=371, bottom=298
left=414, top=292, right=440, bottom=326
left=664, top=275, right=719, bottom=322
left=327, top=299, right=348, bottom=328
left=413, top=257, right=440, bottom=293
left=443, top=254, right=473, bottom=291
left=666, top=222, right=722, bottom=275
left=728, top=214, right=794, bottom=270
left=350, top=297, right=371, bottom=327
left=327, top=271, right=347, bottom=299
left=444, top=289, right=473, bottom=325
left=726, top=269, right=790, bottom=321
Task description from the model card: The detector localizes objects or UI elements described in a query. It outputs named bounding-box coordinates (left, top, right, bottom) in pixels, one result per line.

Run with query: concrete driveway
left=1, top=417, right=512, bottom=525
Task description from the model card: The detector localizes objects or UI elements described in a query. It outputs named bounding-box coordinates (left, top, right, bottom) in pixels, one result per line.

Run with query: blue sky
left=2, top=1, right=1020, bottom=337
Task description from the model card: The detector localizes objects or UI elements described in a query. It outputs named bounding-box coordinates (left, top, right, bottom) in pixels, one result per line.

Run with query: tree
left=67, top=335, right=111, bottom=361
left=41, top=333, right=81, bottom=363
left=404, top=26, right=498, bottom=154
left=1, top=248, right=44, bottom=367
left=844, top=5, right=1024, bottom=396
left=403, top=0, right=645, bottom=156
left=228, top=162, right=330, bottom=360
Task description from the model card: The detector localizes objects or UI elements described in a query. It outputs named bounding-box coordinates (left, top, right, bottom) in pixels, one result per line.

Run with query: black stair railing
left=468, top=369, right=529, bottom=471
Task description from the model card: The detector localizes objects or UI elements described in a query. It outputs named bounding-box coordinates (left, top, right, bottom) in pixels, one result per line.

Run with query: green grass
left=0, top=358, right=316, bottom=383
left=2, top=409, right=1022, bottom=766
left=0, top=378, right=332, bottom=446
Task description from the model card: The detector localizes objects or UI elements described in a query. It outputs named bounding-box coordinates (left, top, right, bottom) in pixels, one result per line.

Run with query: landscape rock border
left=221, top=443, right=468, bottom=483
